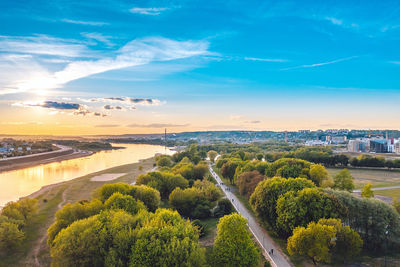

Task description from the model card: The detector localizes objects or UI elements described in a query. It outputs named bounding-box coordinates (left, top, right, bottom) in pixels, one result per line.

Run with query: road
left=353, top=185, right=400, bottom=193
left=209, top=165, right=292, bottom=267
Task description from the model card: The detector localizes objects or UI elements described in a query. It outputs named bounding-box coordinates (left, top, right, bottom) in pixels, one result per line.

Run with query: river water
left=0, top=144, right=173, bottom=206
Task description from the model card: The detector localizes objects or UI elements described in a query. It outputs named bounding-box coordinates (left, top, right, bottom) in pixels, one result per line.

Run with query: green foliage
left=318, top=218, right=363, bottom=262
left=333, top=169, right=355, bottom=192
left=193, top=162, right=209, bottom=180
left=220, top=158, right=242, bottom=184
left=309, top=164, right=328, bottom=186
left=238, top=170, right=265, bottom=199
left=156, top=155, right=173, bottom=167
left=104, top=192, right=146, bottom=214
left=361, top=183, right=374, bottom=198
left=287, top=221, right=336, bottom=265
left=47, top=198, right=104, bottom=245
left=213, top=198, right=234, bottom=218
left=393, top=197, right=400, bottom=214
left=249, top=177, right=315, bottom=229
left=136, top=171, right=188, bottom=199
left=0, top=221, right=25, bottom=252
left=207, top=150, right=218, bottom=162
left=168, top=179, right=221, bottom=219
left=324, top=188, right=400, bottom=252
left=276, top=188, right=343, bottom=236
left=212, top=213, right=259, bottom=267
left=192, top=219, right=205, bottom=237
left=0, top=198, right=37, bottom=252
left=267, top=158, right=311, bottom=178
left=129, top=209, right=206, bottom=267
left=96, top=183, right=161, bottom=212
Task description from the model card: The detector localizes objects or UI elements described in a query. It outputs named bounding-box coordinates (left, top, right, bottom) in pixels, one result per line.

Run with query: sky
left=0, top=0, right=399, bottom=135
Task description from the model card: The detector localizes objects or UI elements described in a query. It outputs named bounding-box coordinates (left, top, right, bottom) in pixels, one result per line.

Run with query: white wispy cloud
left=0, top=36, right=209, bottom=95
left=390, top=61, right=400, bottom=65
left=0, top=35, right=90, bottom=57
left=281, top=56, right=358, bottom=71
left=81, top=32, right=114, bottom=47
left=244, top=57, right=287, bottom=62
left=129, top=7, right=170, bottom=15
left=325, top=17, right=343, bottom=26
left=61, top=19, right=108, bottom=26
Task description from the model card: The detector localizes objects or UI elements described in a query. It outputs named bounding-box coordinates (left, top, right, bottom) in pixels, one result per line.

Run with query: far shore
left=0, top=150, right=93, bottom=173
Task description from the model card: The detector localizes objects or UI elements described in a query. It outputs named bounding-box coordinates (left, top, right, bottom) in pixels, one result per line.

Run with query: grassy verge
left=374, top=188, right=400, bottom=198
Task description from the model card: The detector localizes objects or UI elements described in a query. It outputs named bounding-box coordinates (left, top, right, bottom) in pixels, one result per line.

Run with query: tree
left=0, top=221, right=25, bottom=251
left=212, top=213, right=259, bottom=267
left=1, top=198, right=38, bottom=223
left=361, top=183, right=374, bottom=198
left=250, top=177, right=315, bottom=228
left=238, top=170, right=264, bottom=198
left=47, top=198, right=104, bottom=245
left=323, top=188, right=400, bottom=252
left=213, top=198, right=234, bottom=218
left=393, top=197, right=400, bottom=214
left=266, top=158, right=311, bottom=179
left=276, top=188, right=342, bottom=237
left=220, top=159, right=241, bottom=184
left=287, top=222, right=336, bottom=265
left=193, top=162, right=209, bottom=180
left=104, top=192, right=146, bottom=214
left=136, top=171, right=188, bottom=199
left=318, top=218, right=363, bottom=262
left=208, top=150, right=218, bottom=162
left=333, top=169, right=354, bottom=192
left=156, top=155, right=172, bottom=167
left=309, top=164, right=328, bottom=186
left=129, top=209, right=206, bottom=266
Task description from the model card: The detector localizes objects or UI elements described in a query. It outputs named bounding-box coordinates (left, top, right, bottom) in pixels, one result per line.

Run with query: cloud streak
left=281, top=56, right=358, bottom=71
left=130, top=7, right=170, bottom=15
left=1, top=36, right=209, bottom=95
left=61, top=19, right=108, bottom=26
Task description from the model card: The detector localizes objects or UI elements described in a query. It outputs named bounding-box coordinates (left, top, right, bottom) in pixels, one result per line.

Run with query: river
left=0, top=144, right=174, bottom=206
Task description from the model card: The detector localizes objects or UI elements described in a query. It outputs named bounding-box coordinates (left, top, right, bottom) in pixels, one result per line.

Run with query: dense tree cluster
left=238, top=170, right=265, bottom=199
left=0, top=198, right=37, bottom=252
left=136, top=171, right=188, bottom=199
left=169, top=180, right=222, bottom=219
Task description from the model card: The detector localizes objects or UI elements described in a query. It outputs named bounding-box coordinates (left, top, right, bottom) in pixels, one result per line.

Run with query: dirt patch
left=90, top=173, right=126, bottom=181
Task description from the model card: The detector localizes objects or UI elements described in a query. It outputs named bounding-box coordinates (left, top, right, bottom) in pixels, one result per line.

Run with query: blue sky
left=0, top=0, right=399, bottom=134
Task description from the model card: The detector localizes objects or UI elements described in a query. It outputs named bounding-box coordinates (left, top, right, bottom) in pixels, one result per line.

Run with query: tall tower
left=284, top=131, right=288, bottom=143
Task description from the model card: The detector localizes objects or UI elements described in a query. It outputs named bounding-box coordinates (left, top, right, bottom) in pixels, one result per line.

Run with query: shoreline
left=0, top=150, right=93, bottom=173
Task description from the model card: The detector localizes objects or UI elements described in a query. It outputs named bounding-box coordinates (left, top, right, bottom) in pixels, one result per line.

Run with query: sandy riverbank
left=0, top=150, right=93, bottom=173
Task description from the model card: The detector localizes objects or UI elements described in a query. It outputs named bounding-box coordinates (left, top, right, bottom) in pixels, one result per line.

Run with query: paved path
left=209, top=165, right=292, bottom=267
left=353, top=185, right=400, bottom=193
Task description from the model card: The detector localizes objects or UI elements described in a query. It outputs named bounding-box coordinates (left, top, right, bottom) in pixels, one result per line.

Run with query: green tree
left=318, top=218, right=363, bottom=262
left=156, top=155, right=173, bottom=167
left=212, top=213, right=259, bottom=267
left=250, top=177, right=315, bottom=228
left=136, top=171, right=188, bottom=199
left=193, top=162, right=209, bottom=180
left=208, top=150, right=218, bottom=162
left=287, top=222, right=336, bottom=265
left=333, top=169, right=355, bottom=192
left=393, top=197, right=400, bottom=214
left=129, top=209, right=206, bottom=267
left=104, top=192, right=146, bottom=214
left=0, top=221, right=25, bottom=251
left=309, top=164, right=328, bottom=186
left=47, top=198, right=104, bottom=245
left=276, top=188, right=342, bottom=237
left=220, top=159, right=242, bottom=184
left=169, top=187, right=213, bottom=219
left=361, top=183, right=374, bottom=198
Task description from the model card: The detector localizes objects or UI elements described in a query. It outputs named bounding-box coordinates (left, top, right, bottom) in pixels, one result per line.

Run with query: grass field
left=1, top=157, right=155, bottom=267
left=371, top=188, right=400, bottom=199
left=327, top=167, right=400, bottom=189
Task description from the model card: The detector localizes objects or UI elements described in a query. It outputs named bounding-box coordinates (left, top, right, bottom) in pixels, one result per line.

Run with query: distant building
left=370, top=140, right=388, bottom=153
left=394, top=142, right=400, bottom=154
left=326, top=136, right=347, bottom=144
left=348, top=140, right=369, bottom=152
left=305, top=140, right=327, bottom=146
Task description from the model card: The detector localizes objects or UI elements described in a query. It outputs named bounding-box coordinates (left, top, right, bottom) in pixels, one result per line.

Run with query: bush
left=213, top=199, right=234, bottom=218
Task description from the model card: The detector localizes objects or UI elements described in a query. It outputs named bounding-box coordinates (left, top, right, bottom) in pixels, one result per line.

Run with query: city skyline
left=1, top=0, right=400, bottom=135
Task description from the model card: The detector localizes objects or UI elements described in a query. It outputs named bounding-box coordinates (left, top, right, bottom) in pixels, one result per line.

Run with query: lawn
left=372, top=188, right=400, bottom=199
left=327, top=167, right=400, bottom=189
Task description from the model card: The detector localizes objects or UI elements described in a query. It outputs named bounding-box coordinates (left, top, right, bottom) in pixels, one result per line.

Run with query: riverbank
left=0, top=150, right=93, bottom=173
left=1, top=157, right=156, bottom=267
